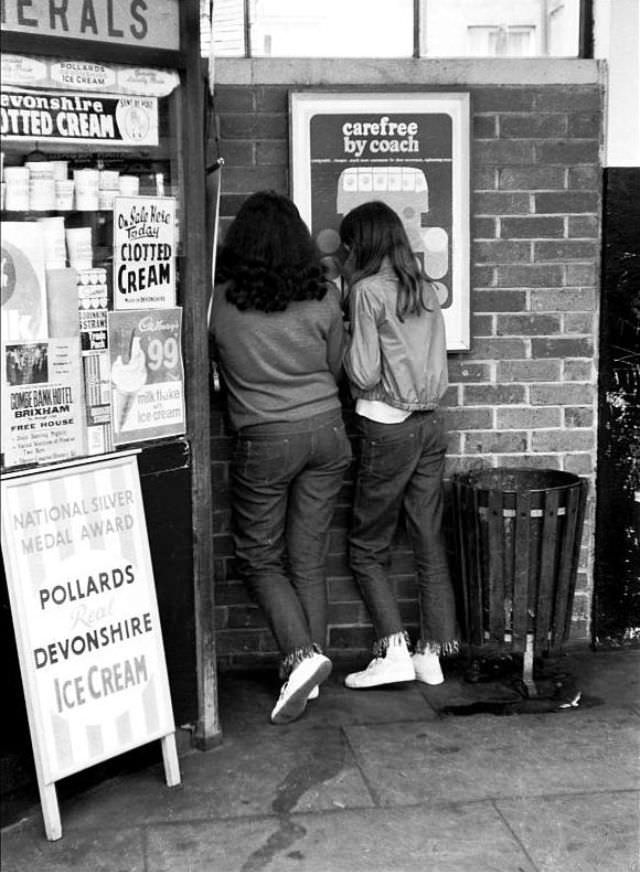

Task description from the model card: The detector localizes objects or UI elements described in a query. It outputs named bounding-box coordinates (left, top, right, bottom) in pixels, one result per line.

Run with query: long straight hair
left=339, top=201, right=432, bottom=321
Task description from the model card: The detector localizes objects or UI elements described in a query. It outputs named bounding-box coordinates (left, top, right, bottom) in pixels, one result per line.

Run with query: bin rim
left=453, top=466, right=584, bottom=494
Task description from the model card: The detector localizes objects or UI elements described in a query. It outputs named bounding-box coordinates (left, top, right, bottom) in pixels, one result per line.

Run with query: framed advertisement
left=290, top=92, right=470, bottom=351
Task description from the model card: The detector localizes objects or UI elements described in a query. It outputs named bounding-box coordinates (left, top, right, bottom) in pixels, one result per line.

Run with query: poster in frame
left=290, top=91, right=470, bottom=351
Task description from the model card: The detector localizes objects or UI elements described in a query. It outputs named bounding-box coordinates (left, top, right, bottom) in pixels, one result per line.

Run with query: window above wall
left=201, top=0, right=591, bottom=59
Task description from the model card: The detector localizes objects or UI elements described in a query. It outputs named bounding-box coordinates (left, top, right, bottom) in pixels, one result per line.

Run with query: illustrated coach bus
left=336, top=166, right=450, bottom=307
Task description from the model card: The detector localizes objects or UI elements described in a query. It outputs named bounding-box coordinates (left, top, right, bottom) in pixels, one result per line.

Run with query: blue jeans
left=349, top=410, right=458, bottom=652
left=231, top=409, right=352, bottom=670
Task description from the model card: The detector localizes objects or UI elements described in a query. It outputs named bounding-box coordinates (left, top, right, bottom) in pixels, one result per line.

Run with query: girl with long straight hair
left=211, top=191, right=352, bottom=723
left=340, top=200, right=459, bottom=689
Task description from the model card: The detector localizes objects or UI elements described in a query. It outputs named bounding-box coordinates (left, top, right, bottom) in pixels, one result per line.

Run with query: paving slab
left=344, top=707, right=640, bottom=807
left=146, top=802, right=537, bottom=872
left=0, top=823, right=145, bottom=872
left=496, top=789, right=640, bottom=872
left=219, top=670, right=437, bottom=731
left=56, top=724, right=373, bottom=831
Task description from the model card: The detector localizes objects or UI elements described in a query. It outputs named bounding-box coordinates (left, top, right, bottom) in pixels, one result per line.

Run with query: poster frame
left=290, top=90, right=471, bottom=351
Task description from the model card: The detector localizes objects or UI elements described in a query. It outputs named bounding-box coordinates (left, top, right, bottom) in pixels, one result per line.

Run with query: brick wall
left=210, top=60, right=603, bottom=667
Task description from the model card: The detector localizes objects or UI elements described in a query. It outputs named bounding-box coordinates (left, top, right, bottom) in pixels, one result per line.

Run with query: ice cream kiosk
left=0, top=0, right=217, bottom=838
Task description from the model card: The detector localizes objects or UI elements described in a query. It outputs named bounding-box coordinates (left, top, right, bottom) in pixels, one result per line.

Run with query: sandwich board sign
left=0, top=451, right=180, bottom=840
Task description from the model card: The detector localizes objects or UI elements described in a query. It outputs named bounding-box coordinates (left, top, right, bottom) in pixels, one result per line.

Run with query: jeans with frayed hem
left=349, top=410, right=459, bottom=651
left=232, top=409, right=352, bottom=674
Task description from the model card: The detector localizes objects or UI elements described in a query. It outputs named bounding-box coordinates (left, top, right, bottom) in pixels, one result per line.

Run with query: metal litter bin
left=453, top=468, right=588, bottom=687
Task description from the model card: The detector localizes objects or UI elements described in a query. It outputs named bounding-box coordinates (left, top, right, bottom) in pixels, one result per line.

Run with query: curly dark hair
left=215, top=190, right=329, bottom=312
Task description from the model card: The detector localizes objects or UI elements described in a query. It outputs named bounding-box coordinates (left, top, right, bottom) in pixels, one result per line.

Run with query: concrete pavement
left=2, top=648, right=639, bottom=872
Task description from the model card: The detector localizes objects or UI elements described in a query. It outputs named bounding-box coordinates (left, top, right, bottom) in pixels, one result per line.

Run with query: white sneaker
left=412, top=651, right=444, bottom=686
left=271, top=653, right=332, bottom=724
left=307, top=685, right=319, bottom=701
left=345, top=654, right=415, bottom=689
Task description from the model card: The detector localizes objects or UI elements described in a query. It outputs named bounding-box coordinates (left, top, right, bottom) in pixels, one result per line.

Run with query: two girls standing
left=211, top=192, right=458, bottom=725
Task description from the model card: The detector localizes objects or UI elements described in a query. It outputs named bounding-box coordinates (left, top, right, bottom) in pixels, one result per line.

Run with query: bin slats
left=562, top=479, right=588, bottom=642
left=552, top=484, right=581, bottom=645
left=487, top=489, right=505, bottom=642
left=469, top=484, right=484, bottom=646
left=536, top=487, right=561, bottom=652
left=513, top=490, right=532, bottom=649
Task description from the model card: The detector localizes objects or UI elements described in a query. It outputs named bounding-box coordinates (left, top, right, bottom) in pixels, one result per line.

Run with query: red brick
left=531, top=337, right=593, bottom=357
left=566, top=112, right=601, bottom=138
left=497, top=313, right=562, bottom=335
left=255, top=86, right=289, bottom=113
left=464, top=384, right=526, bottom=404
left=441, top=385, right=459, bottom=405
left=531, top=430, right=594, bottom=451
left=471, top=314, right=493, bottom=336
left=499, top=360, right=562, bottom=382
left=220, top=114, right=287, bottom=140
left=497, top=407, right=561, bottom=428
left=564, top=454, right=595, bottom=475
left=473, top=289, right=527, bottom=312
left=472, top=89, right=536, bottom=112
left=218, top=141, right=254, bottom=167
left=474, top=241, right=531, bottom=264
left=214, top=606, right=228, bottom=630
left=223, top=166, right=287, bottom=193
left=496, top=265, right=564, bottom=288
left=564, top=407, right=595, bottom=428
left=474, top=191, right=530, bottom=214
left=473, top=115, right=497, bottom=138
left=567, top=166, right=601, bottom=189
left=535, top=191, right=599, bottom=214
left=213, top=533, right=235, bottom=558
left=499, top=166, right=565, bottom=190
left=472, top=217, right=497, bottom=238
left=329, top=626, right=374, bottom=650
left=566, top=264, right=596, bottom=285
left=535, top=140, right=600, bottom=164
left=465, top=431, right=528, bottom=454
left=255, top=140, right=288, bottom=166
left=474, top=140, right=535, bottom=166
left=473, top=169, right=498, bottom=190
left=328, top=602, right=366, bottom=624
left=447, top=361, right=492, bottom=382
left=216, top=580, right=251, bottom=605
left=471, top=265, right=496, bottom=287
left=530, top=288, right=596, bottom=311
left=534, top=240, right=598, bottom=260
left=227, top=605, right=267, bottom=629
left=470, top=338, right=528, bottom=359
left=500, top=114, right=566, bottom=138
left=444, top=407, right=493, bottom=430
left=215, top=87, right=255, bottom=112
left=211, top=436, right=233, bottom=460
left=501, top=216, right=564, bottom=238
left=564, top=313, right=595, bottom=333
left=533, top=89, right=601, bottom=112
left=495, top=454, right=560, bottom=469
left=568, top=216, right=599, bottom=238
left=530, top=384, right=593, bottom=405
left=564, top=360, right=593, bottom=380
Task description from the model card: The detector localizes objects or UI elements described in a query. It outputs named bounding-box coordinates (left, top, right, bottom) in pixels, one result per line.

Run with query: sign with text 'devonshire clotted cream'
left=0, top=454, right=178, bottom=820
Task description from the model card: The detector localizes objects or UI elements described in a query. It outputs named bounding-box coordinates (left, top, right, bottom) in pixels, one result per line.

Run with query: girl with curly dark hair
left=210, top=191, right=352, bottom=724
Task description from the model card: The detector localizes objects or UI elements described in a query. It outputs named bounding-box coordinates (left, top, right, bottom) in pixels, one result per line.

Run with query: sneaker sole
left=345, top=668, right=416, bottom=690
left=271, top=659, right=332, bottom=725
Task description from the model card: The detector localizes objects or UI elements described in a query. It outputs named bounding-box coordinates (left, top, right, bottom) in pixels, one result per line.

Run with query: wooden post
left=179, top=0, right=221, bottom=748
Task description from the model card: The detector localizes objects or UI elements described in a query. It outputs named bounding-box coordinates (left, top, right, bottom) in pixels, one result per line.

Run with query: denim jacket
left=344, top=263, right=448, bottom=411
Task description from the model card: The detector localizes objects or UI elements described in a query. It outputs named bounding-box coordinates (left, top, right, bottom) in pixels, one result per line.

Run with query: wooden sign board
left=0, top=452, right=180, bottom=840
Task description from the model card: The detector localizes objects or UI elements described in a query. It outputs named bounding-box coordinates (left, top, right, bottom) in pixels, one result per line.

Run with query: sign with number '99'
left=107, top=308, right=185, bottom=446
